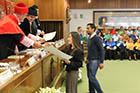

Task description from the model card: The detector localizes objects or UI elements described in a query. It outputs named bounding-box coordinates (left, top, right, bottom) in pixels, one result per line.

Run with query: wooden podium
left=0, top=45, right=65, bottom=93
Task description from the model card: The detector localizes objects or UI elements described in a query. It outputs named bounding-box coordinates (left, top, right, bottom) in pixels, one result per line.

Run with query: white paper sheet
left=0, top=69, right=13, bottom=86
left=45, top=46, right=72, bottom=60
left=43, top=31, right=56, bottom=41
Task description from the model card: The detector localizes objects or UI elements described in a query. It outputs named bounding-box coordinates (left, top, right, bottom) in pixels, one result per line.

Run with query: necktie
left=30, top=23, right=32, bottom=33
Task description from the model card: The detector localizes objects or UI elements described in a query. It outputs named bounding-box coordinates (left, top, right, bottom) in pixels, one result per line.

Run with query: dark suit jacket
left=87, top=35, right=104, bottom=63
left=20, top=18, right=37, bottom=36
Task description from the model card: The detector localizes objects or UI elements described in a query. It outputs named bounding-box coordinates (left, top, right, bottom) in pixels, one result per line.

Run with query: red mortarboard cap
left=14, top=2, right=28, bottom=14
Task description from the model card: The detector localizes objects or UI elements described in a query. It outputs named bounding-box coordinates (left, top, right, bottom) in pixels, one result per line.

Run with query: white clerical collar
left=90, top=32, right=96, bottom=39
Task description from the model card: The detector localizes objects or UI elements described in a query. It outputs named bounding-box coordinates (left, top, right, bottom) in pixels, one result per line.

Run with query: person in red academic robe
left=0, top=2, right=42, bottom=60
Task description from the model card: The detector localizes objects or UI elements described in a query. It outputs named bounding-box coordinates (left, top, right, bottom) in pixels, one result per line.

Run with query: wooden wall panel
left=137, top=0, right=140, bottom=8
left=69, top=0, right=140, bottom=9
left=126, top=0, right=137, bottom=8
left=34, top=0, right=65, bottom=21
left=14, top=0, right=35, bottom=7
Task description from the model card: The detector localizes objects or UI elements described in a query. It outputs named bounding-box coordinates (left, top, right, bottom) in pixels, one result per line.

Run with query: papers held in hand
left=45, top=46, right=72, bottom=60
left=43, top=31, right=56, bottom=41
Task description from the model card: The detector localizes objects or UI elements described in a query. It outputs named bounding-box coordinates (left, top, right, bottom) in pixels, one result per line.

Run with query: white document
left=25, top=56, right=37, bottom=66
left=0, top=69, right=13, bottom=86
left=45, top=46, right=72, bottom=60
left=0, top=63, right=9, bottom=70
left=43, top=31, right=56, bottom=41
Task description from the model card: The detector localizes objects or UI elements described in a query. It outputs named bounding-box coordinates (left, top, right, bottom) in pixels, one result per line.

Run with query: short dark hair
left=87, top=23, right=96, bottom=29
left=31, top=5, right=38, bottom=9
left=77, top=26, right=82, bottom=30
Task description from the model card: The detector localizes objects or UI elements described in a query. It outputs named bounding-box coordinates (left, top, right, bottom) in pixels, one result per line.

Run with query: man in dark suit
left=86, top=23, right=104, bottom=93
left=19, top=7, right=45, bottom=51
left=20, top=7, right=38, bottom=36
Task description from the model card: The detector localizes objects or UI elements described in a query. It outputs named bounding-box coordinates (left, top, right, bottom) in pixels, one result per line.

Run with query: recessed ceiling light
left=88, top=0, right=91, bottom=3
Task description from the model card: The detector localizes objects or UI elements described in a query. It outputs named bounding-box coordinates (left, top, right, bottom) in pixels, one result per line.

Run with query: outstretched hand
left=63, top=59, right=70, bottom=64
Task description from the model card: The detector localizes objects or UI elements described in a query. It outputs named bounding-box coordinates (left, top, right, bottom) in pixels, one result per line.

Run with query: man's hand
left=99, top=63, right=104, bottom=69
left=33, top=41, right=42, bottom=48
left=63, top=59, right=70, bottom=64
left=40, top=31, right=45, bottom=35
left=40, top=38, right=46, bottom=43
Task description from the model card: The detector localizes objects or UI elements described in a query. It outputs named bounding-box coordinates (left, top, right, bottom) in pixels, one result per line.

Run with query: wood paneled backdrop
left=69, top=0, right=140, bottom=9
left=34, top=0, right=65, bottom=21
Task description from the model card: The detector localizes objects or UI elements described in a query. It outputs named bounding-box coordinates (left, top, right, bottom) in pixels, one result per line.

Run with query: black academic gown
left=18, top=18, right=38, bottom=51
left=0, top=34, right=23, bottom=60
left=20, top=18, right=37, bottom=36
left=34, top=18, right=42, bottom=30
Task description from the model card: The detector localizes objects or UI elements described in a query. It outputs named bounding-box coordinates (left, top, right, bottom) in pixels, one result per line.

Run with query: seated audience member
left=130, top=31, right=138, bottom=42
left=126, top=38, right=136, bottom=60
left=104, top=30, right=112, bottom=42
left=105, top=38, right=117, bottom=60
left=96, top=25, right=104, bottom=40
left=110, top=26, right=116, bottom=35
left=102, top=26, right=108, bottom=35
left=112, top=31, right=120, bottom=42
left=96, top=25, right=103, bottom=35
left=136, top=26, right=140, bottom=37
left=116, top=36, right=126, bottom=60
left=122, top=30, right=129, bottom=42
left=97, top=31, right=104, bottom=40
left=118, top=26, right=124, bottom=35
left=127, top=27, right=133, bottom=36
left=134, top=38, right=140, bottom=59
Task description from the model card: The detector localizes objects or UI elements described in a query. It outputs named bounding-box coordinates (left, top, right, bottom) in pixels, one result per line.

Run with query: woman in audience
left=126, top=38, right=136, bottom=60
left=134, top=38, right=140, bottom=59
left=104, top=30, right=112, bottom=42
left=122, top=30, right=129, bottom=42
left=130, top=31, right=139, bottom=42
left=105, top=37, right=117, bottom=60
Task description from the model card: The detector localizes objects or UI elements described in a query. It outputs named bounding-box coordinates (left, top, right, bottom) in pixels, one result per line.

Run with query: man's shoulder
left=91, top=35, right=101, bottom=40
